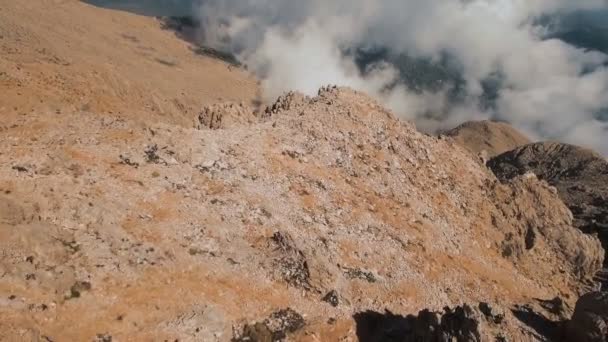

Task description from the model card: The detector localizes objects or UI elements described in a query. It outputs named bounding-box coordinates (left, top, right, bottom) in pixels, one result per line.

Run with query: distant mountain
left=84, top=0, right=196, bottom=16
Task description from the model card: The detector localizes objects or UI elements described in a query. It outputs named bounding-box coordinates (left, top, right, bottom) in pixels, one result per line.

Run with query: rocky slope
left=0, top=0, right=260, bottom=128
left=444, top=120, right=532, bottom=158
left=0, top=87, right=603, bottom=341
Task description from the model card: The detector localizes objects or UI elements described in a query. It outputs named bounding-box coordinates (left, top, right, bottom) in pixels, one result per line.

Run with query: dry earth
left=0, top=1, right=604, bottom=341
left=0, top=0, right=260, bottom=128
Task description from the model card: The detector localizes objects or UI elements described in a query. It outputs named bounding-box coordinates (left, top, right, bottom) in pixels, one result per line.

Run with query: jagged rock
left=440, top=305, right=483, bottom=341
left=264, top=309, right=306, bottom=339
left=238, top=322, right=273, bottom=342
left=537, top=297, right=571, bottom=321
left=491, top=174, right=604, bottom=281
left=94, top=333, right=112, bottom=342
left=322, top=290, right=339, bottom=307
left=12, top=165, right=29, bottom=173
left=270, top=232, right=312, bottom=290
left=264, top=91, right=309, bottom=117
left=1, top=85, right=602, bottom=340
left=343, top=267, right=377, bottom=283
left=479, top=302, right=505, bottom=324
left=488, top=142, right=608, bottom=283
left=144, top=144, right=161, bottom=163
left=67, top=281, right=92, bottom=299
left=119, top=154, right=139, bottom=168
left=566, top=292, right=608, bottom=342
left=198, top=102, right=257, bottom=129
left=511, top=302, right=562, bottom=342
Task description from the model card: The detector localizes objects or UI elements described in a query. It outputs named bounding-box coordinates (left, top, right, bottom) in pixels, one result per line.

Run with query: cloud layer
left=194, top=0, right=608, bottom=154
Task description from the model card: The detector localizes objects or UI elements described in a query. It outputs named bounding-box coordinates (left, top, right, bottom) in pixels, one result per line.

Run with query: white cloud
left=194, top=0, right=608, bottom=155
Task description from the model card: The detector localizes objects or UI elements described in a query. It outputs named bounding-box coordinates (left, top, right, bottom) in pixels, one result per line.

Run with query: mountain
left=0, top=1, right=606, bottom=341
left=443, top=120, right=532, bottom=158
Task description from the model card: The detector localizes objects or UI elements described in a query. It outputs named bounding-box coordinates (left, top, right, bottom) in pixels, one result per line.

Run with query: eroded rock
left=488, top=142, right=608, bottom=284
left=490, top=175, right=604, bottom=282
left=270, top=232, right=312, bottom=290
left=234, top=308, right=305, bottom=342
left=198, top=102, right=257, bottom=129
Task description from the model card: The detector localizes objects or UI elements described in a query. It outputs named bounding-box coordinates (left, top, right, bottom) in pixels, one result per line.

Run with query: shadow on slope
left=158, top=16, right=241, bottom=67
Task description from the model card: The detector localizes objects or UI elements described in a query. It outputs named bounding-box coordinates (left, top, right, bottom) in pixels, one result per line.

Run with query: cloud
left=193, top=0, right=608, bottom=155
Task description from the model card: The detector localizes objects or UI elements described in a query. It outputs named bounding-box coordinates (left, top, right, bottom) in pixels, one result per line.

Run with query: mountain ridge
left=1, top=2, right=607, bottom=341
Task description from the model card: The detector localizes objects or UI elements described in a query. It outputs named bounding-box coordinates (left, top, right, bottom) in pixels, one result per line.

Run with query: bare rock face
left=444, top=120, right=531, bottom=158
left=566, top=292, right=608, bottom=342
left=488, top=142, right=608, bottom=283
left=490, top=174, right=604, bottom=282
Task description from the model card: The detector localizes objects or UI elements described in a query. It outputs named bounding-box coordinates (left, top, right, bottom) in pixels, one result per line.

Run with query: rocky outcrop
left=488, top=142, right=608, bottom=283
left=197, top=102, right=259, bottom=129
left=444, top=120, right=531, bottom=158
left=490, top=174, right=604, bottom=281
left=197, top=91, right=311, bottom=130
left=263, top=91, right=310, bottom=117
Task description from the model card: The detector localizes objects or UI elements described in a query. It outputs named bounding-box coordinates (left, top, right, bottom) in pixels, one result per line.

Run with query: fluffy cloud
left=194, top=0, right=608, bottom=154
